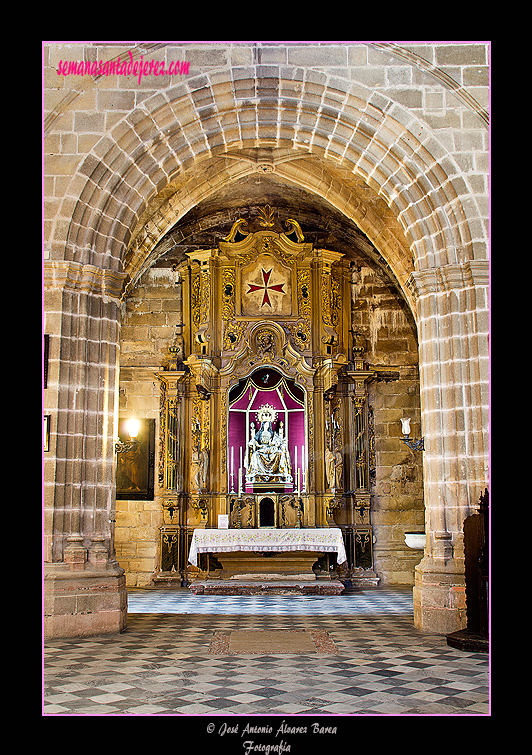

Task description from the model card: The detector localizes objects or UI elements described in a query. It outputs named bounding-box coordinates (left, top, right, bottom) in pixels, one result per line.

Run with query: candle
left=297, top=468, right=300, bottom=496
left=231, top=446, right=234, bottom=475
left=238, top=467, right=242, bottom=496
left=294, top=446, right=297, bottom=488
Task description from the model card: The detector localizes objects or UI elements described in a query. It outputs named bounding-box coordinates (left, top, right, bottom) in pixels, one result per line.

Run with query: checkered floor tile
left=126, top=587, right=415, bottom=615
left=43, top=587, right=489, bottom=716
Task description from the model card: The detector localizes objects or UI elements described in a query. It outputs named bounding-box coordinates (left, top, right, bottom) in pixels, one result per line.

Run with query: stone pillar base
left=413, top=556, right=467, bottom=634
left=44, top=562, right=127, bottom=639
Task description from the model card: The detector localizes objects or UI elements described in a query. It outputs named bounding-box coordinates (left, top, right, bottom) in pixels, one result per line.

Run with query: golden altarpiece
left=155, top=210, right=378, bottom=588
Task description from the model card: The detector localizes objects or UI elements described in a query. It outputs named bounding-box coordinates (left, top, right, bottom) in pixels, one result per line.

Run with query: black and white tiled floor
left=127, top=587, right=416, bottom=615
left=43, top=587, right=490, bottom=718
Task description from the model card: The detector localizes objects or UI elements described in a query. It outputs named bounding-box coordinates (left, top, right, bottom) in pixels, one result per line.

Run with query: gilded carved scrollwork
left=156, top=370, right=187, bottom=492
left=279, top=494, right=303, bottom=528
left=187, top=251, right=213, bottom=353
left=222, top=267, right=247, bottom=351
left=321, top=263, right=341, bottom=346
left=190, top=497, right=209, bottom=523
left=191, top=269, right=200, bottom=331
left=223, top=218, right=249, bottom=242
left=256, top=329, right=276, bottom=360
left=258, top=205, right=274, bottom=228
left=196, top=266, right=211, bottom=346
left=288, top=268, right=311, bottom=352
left=229, top=495, right=256, bottom=529
left=307, top=399, right=314, bottom=489
left=283, top=218, right=305, bottom=243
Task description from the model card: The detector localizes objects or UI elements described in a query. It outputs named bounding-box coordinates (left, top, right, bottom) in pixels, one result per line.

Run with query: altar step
left=186, top=551, right=345, bottom=594
left=188, top=577, right=345, bottom=596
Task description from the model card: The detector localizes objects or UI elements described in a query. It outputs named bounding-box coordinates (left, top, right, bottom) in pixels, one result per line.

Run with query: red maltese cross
left=247, top=268, right=285, bottom=307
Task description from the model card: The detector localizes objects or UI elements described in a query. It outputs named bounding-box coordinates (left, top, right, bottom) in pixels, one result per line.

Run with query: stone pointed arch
left=55, top=65, right=486, bottom=291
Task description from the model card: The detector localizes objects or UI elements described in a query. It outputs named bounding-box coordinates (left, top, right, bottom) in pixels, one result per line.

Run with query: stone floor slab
left=43, top=587, right=490, bottom=717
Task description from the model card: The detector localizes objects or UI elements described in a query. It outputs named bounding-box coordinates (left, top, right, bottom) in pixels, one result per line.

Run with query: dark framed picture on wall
left=116, top=418, right=155, bottom=500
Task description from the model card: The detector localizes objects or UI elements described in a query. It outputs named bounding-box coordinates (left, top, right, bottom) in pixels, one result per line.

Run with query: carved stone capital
left=43, top=260, right=127, bottom=300
left=406, top=260, right=489, bottom=300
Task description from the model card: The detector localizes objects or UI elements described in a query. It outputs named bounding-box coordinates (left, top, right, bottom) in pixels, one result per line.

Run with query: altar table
left=188, top=528, right=347, bottom=566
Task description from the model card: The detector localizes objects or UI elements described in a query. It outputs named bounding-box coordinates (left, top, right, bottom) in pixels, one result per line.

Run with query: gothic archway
left=44, top=48, right=489, bottom=636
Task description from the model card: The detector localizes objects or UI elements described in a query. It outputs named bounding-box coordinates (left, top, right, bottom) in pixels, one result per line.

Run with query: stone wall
left=352, top=261, right=424, bottom=584
left=116, top=269, right=180, bottom=586
left=370, top=370, right=425, bottom=583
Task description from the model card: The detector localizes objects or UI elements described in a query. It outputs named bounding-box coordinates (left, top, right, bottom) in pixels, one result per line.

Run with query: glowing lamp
left=400, top=417, right=424, bottom=452
left=126, top=418, right=140, bottom=439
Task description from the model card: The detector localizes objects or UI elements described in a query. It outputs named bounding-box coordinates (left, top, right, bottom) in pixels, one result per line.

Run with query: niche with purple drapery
left=227, top=368, right=307, bottom=495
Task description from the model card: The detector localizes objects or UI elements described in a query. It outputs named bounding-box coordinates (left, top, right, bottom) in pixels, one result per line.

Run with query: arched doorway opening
left=258, top=498, right=275, bottom=528
left=116, top=207, right=423, bottom=593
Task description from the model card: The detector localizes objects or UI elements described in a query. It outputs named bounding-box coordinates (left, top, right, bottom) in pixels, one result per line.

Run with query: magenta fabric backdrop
left=227, top=369, right=306, bottom=492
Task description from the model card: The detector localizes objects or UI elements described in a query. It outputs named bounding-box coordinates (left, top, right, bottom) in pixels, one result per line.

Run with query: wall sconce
left=115, top=418, right=140, bottom=454
left=126, top=418, right=140, bottom=439
left=401, top=418, right=424, bottom=451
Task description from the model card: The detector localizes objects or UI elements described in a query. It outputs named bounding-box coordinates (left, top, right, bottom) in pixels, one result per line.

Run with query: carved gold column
left=312, top=249, right=344, bottom=356
left=183, top=247, right=223, bottom=529
left=155, top=368, right=188, bottom=581
left=309, top=250, right=350, bottom=528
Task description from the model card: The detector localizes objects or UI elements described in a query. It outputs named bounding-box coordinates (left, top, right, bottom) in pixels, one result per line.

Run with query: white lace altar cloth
left=188, top=528, right=347, bottom=566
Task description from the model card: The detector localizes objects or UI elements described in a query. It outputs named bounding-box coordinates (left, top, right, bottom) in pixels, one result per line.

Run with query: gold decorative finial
left=284, top=218, right=305, bottom=242
left=258, top=205, right=275, bottom=228
left=223, top=218, right=249, bottom=242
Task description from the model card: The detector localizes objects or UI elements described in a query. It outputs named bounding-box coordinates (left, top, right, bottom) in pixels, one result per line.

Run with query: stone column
left=43, top=261, right=128, bottom=639
left=407, top=260, right=489, bottom=633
